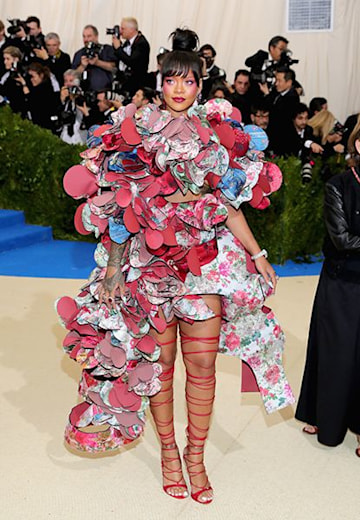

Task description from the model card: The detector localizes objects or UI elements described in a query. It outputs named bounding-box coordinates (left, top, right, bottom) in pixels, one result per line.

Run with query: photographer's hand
left=60, top=86, right=69, bottom=103
left=80, top=55, right=89, bottom=69
left=34, top=47, right=49, bottom=60
left=310, top=142, right=324, bottom=154
left=15, top=75, right=30, bottom=94
left=112, top=35, right=121, bottom=50
left=258, top=82, right=270, bottom=96
left=88, top=56, right=99, bottom=66
left=78, top=102, right=90, bottom=117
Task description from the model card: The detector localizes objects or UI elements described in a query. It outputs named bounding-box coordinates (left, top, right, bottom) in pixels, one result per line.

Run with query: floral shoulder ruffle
left=63, top=99, right=282, bottom=246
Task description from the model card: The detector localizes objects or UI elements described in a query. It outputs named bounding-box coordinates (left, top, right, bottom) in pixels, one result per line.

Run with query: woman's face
left=355, top=139, right=360, bottom=155
left=4, top=54, right=16, bottom=70
left=29, top=70, right=43, bottom=87
left=162, top=71, right=200, bottom=118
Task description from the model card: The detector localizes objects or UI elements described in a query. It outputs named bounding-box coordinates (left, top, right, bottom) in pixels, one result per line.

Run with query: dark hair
left=140, top=86, right=156, bottom=103
left=292, top=102, right=309, bottom=120
left=83, top=24, right=98, bottom=37
left=234, top=69, right=250, bottom=82
left=169, top=28, right=199, bottom=52
left=199, top=43, right=216, bottom=57
left=28, top=61, right=50, bottom=81
left=268, top=35, right=288, bottom=50
left=161, top=50, right=202, bottom=86
left=309, top=97, right=327, bottom=117
left=209, top=82, right=230, bottom=100
left=25, top=16, right=41, bottom=27
left=276, top=67, right=295, bottom=83
left=251, top=100, right=270, bottom=115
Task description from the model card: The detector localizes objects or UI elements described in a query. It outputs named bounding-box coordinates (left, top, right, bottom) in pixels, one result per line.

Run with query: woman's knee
left=159, top=346, right=177, bottom=370
left=184, top=352, right=217, bottom=373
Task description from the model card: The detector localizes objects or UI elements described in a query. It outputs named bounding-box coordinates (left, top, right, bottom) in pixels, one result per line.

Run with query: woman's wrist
left=251, top=249, right=268, bottom=260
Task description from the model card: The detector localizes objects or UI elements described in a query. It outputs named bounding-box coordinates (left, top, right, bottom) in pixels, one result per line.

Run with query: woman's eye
left=186, top=80, right=194, bottom=85
left=165, top=78, right=174, bottom=85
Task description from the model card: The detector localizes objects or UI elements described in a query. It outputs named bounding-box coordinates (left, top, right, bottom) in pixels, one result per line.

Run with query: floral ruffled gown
left=57, top=99, right=295, bottom=453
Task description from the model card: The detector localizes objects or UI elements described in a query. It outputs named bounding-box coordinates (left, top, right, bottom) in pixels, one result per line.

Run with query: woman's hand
left=96, top=266, right=125, bottom=310
left=254, top=256, right=278, bottom=291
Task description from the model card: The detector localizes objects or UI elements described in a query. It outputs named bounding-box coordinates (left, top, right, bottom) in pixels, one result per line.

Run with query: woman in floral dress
left=57, top=29, right=294, bottom=505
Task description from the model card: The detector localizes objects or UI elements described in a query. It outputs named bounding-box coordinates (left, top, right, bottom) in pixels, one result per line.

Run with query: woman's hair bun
left=169, top=28, right=199, bottom=52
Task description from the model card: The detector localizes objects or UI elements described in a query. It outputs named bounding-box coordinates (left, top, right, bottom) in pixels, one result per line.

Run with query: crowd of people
left=1, top=15, right=360, bottom=177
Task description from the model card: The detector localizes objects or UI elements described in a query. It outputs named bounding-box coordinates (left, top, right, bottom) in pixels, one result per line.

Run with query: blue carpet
left=0, top=238, right=322, bottom=279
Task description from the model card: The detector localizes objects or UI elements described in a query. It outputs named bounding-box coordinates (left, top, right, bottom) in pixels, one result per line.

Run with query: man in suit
left=112, top=17, right=150, bottom=98
left=263, top=67, right=300, bottom=155
left=245, top=35, right=289, bottom=75
left=283, top=102, right=324, bottom=158
left=198, top=44, right=226, bottom=101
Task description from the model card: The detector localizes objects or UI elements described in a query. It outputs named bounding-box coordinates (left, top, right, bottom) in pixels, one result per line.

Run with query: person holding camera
left=0, top=45, right=27, bottom=116
left=17, top=61, right=60, bottom=133
left=25, top=16, right=45, bottom=48
left=308, top=110, right=345, bottom=159
left=0, top=20, right=11, bottom=77
left=33, top=32, right=71, bottom=87
left=198, top=44, right=226, bottom=101
left=58, top=69, right=89, bottom=144
left=72, top=25, right=116, bottom=93
left=111, top=17, right=150, bottom=98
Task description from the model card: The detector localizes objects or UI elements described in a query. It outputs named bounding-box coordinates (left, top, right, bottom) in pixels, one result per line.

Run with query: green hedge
left=0, top=106, right=346, bottom=262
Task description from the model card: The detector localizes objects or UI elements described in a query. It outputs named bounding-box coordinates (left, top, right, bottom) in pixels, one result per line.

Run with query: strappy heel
left=183, top=443, right=213, bottom=504
left=161, top=442, right=189, bottom=499
left=356, top=435, right=360, bottom=458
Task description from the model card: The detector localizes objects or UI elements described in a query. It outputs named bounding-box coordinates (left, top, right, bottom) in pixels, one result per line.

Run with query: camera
left=106, top=25, right=121, bottom=39
left=251, top=49, right=299, bottom=87
left=84, top=42, right=101, bottom=59
left=9, top=60, right=25, bottom=80
left=278, top=49, right=299, bottom=68
left=7, top=18, right=27, bottom=36
left=301, top=162, right=313, bottom=184
left=329, top=122, right=347, bottom=135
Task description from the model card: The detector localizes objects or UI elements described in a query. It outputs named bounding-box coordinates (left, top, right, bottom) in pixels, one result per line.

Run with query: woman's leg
left=180, top=294, right=221, bottom=503
left=149, top=319, right=188, bottom=498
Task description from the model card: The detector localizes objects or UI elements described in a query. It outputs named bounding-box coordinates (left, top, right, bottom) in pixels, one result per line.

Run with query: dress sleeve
left=324, top=182, right=360, bottom=251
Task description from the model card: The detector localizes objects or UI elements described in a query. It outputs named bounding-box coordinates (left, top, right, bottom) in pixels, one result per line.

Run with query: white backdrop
left=1, top=0, right=359, bottom=121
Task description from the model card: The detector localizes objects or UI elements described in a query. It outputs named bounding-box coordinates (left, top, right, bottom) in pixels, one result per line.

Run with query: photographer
left=72, top=25, right=116, bottom=93
left=17, top=61, right=60, bottom=133
left=198, top=44, right=226, bottom=101
left=33, top=32, right=71, bottom=87
left=308, top=110, right=345, bottom=159
left=0, top=45, right=27, bottom=116
left=58, top=69, right=89, bottom=144
left=111, top=17, right=150, bottom=98
left=25, top=16, right=45, bottom=48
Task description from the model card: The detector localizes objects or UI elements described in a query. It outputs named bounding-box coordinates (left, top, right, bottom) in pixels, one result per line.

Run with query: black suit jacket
left=115, top=33, right=150, bottom=96
left=282, top=124, right=314, bottom=158
left=266, top=87, right=300, bottom=155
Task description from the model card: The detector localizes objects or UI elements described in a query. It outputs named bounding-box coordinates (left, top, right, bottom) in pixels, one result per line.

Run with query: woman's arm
left=97, top=240, right=126, bottom=309
left=225, top=205, right=277, bottom=289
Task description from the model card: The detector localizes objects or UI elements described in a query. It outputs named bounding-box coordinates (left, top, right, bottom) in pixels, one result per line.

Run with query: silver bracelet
left=251, top=249, right=268, bottom=260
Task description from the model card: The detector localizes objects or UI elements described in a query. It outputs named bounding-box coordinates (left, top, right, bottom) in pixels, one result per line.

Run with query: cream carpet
left=1, top=275, right=359, bottom=520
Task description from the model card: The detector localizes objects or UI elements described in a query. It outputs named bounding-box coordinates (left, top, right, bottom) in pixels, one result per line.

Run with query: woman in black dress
left=295, top=129, right=360, bottom=455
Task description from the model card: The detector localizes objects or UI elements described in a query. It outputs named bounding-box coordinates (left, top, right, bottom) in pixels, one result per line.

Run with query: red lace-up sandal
left=181, top=331, right=219, bottom=504
left=150, top=327, right=189, bottom=500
